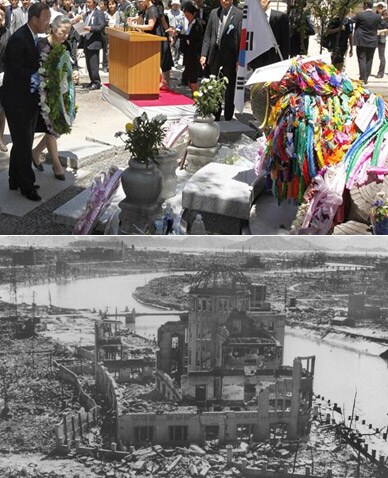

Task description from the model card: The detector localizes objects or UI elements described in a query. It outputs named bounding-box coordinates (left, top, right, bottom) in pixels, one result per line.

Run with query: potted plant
left=115, top=112, right=167, bottom=205
left=189, top=73, right=228, bottom=148
left=369, top=191, right=388, bottom=235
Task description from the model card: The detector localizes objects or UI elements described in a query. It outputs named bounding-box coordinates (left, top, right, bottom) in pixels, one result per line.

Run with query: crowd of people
left=0, top=0, right=387, bottom=202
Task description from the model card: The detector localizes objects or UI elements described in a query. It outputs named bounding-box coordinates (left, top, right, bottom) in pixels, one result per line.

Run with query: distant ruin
left=116, top=264, right=315, bottom=447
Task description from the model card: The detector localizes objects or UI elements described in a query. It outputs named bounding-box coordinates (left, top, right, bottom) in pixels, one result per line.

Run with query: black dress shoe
left=89, top=83, right=101, bottom=91
left=52, top=167, right=66, bottom=181
left=377, top=74, right=384, bottom=78
left=32, top=158, right=44, bottom=171
left=21, top=189, right=42, bottom=201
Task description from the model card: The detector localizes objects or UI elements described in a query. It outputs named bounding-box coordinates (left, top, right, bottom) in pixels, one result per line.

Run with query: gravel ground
left=0, top=147, right=131, bottom=235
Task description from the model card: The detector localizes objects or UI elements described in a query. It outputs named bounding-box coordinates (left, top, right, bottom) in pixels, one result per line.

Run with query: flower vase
left=188, top=115, right=220, bottom=148
left=121, top=158, right=162, bottom=205
left=372, top=217, right=388, bottom=235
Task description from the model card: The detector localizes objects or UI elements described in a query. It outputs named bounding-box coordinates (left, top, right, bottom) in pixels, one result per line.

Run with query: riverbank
left=287, top=323, right=388, bottom=357
left=132, top=274, right=192, bottom=311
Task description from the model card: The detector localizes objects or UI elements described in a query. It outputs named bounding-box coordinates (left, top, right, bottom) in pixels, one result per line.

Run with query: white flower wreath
left=38, top=43, right=76, bottom=137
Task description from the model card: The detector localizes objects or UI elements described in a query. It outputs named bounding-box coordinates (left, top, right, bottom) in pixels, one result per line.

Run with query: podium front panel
left=107, top=29, right=166, bottom=99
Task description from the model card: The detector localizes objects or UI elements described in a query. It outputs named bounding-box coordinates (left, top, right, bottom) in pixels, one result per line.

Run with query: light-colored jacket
left=10, top=7, right=27, bottom=35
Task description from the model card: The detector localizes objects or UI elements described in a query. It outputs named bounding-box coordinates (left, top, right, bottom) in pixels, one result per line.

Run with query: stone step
left=218, top=120, right=258, bottom=142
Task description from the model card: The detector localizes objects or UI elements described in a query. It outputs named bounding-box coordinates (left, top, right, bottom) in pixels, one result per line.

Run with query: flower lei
left=262, top=58, right=388, bottom=203
left=38, top=42, right=76, bottom=137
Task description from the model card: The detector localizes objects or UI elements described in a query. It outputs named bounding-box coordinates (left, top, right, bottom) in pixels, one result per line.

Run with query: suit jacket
left=353, top=10, right=383, bottom=48
left=201, top=5, right=242, bottom=68
left=2, top=23, right=40, bottom=111
left=179, top=18, right=203, bottom=60
left=9, top=7, right=26, bottom=35
left=250, top=9, right=289, bottom=69
left=196, top=5, right=211, bottom=32
left=82, top=8, right=105, bottom=50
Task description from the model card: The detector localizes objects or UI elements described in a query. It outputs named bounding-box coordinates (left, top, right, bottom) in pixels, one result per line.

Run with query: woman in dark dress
left=128, top=0, right=174, bottom=87
left=174, top=2, right=202, bottom=94
left=33, top=15, right=78, bottom=180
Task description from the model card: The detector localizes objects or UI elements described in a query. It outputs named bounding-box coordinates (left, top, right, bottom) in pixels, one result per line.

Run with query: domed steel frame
left=190, top=263, right=251, bottom=294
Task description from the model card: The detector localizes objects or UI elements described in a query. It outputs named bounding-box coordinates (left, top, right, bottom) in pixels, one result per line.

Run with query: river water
left=2, top=272, right=387, bottom=430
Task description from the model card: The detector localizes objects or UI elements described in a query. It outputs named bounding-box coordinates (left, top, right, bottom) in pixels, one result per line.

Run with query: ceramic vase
left=188, top=115, right=220, bottom=148
left=372, top=217, right=388, bottom=235
left=121, top=158, right=162, bottom=205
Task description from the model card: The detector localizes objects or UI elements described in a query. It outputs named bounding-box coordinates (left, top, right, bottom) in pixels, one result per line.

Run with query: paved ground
left=0, top=36, right=387, bottom=235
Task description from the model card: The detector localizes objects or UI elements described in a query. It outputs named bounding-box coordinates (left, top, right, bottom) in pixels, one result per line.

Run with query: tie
left=85, top=11, right=93, bottom=26
left=34, top=36, right=38, bottom=48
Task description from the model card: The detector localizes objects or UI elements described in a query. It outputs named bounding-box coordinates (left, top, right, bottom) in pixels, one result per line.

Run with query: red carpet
left=132, top=86, right=194, bottom=107
left=104, top=84, right=193, bottom=107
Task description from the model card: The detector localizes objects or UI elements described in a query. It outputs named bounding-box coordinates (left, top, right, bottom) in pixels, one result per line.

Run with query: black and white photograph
left=0, top=236, right=387, bottom=478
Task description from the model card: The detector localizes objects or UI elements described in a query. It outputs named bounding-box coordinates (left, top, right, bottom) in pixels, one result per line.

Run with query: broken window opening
left=270, top=423, right=288, bottom=441
left=236, top=424, right=255, bottom=441
left=135, top=426, right=154, bottom=443
left=169, top=425, right=188, bottom=442
left=195, top=384, right=207, bottom=401
left=205, top=425, right=219, bottom=441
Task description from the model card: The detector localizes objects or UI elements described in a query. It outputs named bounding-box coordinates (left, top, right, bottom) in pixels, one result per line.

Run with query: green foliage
left=309, top=0, right=360, bottom=42
left=39, top=43, right=76, bottom=136
left=370, top=191, right=388, bottom=224
left=115, top=112, right=167, bottom=167
left=193, top=73, right=228, bottom=118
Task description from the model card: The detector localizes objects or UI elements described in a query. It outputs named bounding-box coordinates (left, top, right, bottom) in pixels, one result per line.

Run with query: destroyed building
left=117, top=264, right=315, bottom=447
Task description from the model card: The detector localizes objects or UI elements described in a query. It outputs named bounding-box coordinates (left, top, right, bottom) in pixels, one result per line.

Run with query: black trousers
left=209, top=52, right=237, bottom=121
left=4, top=104, right=38, bottom=193
left=101, top=32, right=108, bottom=68
left=377, top=42, right=386, bottom=76
left=356, top=45, right=376, bottom=83
left=85, top=48, right=101, bottom=85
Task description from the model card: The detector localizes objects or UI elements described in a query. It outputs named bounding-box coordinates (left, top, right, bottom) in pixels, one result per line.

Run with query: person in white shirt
left=166, top=0, right=184, bottom=65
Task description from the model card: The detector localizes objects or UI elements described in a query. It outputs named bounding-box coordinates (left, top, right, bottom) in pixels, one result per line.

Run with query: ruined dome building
left=117, top=264, right=315, bottom=447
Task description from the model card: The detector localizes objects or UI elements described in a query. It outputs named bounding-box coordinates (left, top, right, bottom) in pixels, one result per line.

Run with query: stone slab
left=181, top=208, right=246, bottom=234
left=0, top=167, right=90, bottom=217
left=186, top=145, right=219, bottom=157
left=182, top=162, right=255, bottom=220
left=218, top=120, right=257, bottom=142
left=119, top=198, right=163, bottom=234
left=53, top=184, right=125, bottom=230
left=332, top=220, right=371, bottom=235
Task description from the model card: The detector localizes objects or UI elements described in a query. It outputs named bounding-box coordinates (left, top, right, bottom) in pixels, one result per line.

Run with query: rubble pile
left=0, top=336, right=83, bottom=454
left=66, top=419, right=378, bottom=477
left=0, top=468, right=68, bottom=478
left=118, top=384, right=197, bottom=414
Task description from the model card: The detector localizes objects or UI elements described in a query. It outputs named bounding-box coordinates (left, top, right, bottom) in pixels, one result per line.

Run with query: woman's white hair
left=51, top=14, right=72, bottom=31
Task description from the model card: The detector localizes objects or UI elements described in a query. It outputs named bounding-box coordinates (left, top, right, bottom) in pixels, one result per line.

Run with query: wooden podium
left=106, top=27, right=166, bottom=100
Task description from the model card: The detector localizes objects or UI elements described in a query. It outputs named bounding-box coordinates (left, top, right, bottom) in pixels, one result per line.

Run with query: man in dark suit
left=249, top=0, right=289, bottom=70
left=352, top=0, right=383, bottom=84
left=200, top=0, right=242, bottom=121
left=2, top=2, right=50, bottom=201
left=78, top=0, right=105, bottom=90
